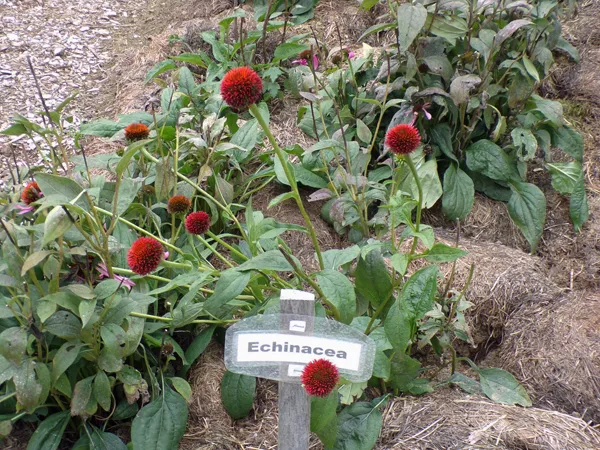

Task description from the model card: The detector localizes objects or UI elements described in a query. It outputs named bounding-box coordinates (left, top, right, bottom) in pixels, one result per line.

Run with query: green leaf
left=25, top=410, right=70, bottom=450
left=390, top=253, right=408, bottom=276
left=425, top=14, right=468, bottom=44
left=466, top=139, right=518, bottom=182
left=155, top=158, right=176, bottom=201
left=522, top=55, right=540, bottom=82
left=356, top=119, right=372, bottom=144
left=316, top=269, right=356, bottom=324
left=42, top=206, right=72, bottom=247
left=21, top=250, right=53, bottom=276
left=267, top=192, right=296, bottom=209
left=45, top=311, right=82, bottom=339
left=52, top=342, right=83, bottom=383
left=401, top=159, right=443, bottom=209
left=508, top=182, right=546, bottom=252
left=354, top=249, right=392, bottom=309
left=80, top=119, right=122, bottom=137
left=231, top=119, right=259, bottom=151
left=360, top=0, right=379, bottom=10
left=202, top=270, right=252, bottom=317
left=555, top=36, right=579, bottom=62
left=93, top=371, right=112, bottom=412
left=333, top=397, right=387, bottom=450
left=311, top=392, right=339, bottom=448
left=14, top=360, right=42, bottom=413
left=399, top=265, right=439, bottom=320
left=35, top=173, right=87, bottom=209
left=221, top=371, right=256, bottom=420
left=511, top=128, right=538, bottom=161
left=181, top=325, right=216, bottom=376
left=178, top=66, right=196, bottom=96
left=531, top=95, right=564, bottom=127
left=479, top=368, right=531, bottom=406
left=131, top=385, right=188, bottom=450
left=358, top=22, right=395, bottom=42
left=384, top=300, right=413, bottom=354
left=448, top=372, right=482, bottom=394
left=0, top=327, right=27, bottom=364
left=274, top=42, right=308, bottom=60
left=115, top=139, right=152, bottom=178
left=81, top=427, right=128, bottom=450
left=338, top=381, right=368, bottom=405
left=389, top=353, right=421, bottom=392
left=237, top=250, right=300, bottom=272
left=71, top=376, right=95, bottom=417
left=145, top=59, right=177, bottom=83
left=546, top=162, right=582, bottom=195
left=396, top=3, right=427, bottom=51
left=570, top=173, right=589, bottom=232
left=322, top=245, right=360, bottom=270
left=442, top=163, right=474, bottom=221
left=170, top=377, right=192, bottom=403
left=171, top=52, right=210, bottom=67
left=1, top=123, right=28, bottom=136
left=551, top=125, right=583, bottom=162
left=494, top=19, right=531, bottom=46
left=430, top=124, right=457, bottom=163
left=424, top=243, right=467, bottom=263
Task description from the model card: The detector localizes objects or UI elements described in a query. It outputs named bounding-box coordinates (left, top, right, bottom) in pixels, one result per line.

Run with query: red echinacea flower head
left=185, top=211, right=211, bottom=235
left=124, top=123, right=150, bottom=141
left=21, top=181, right=42, bottom=205
left=167, top=195, right=192, bottom=215
left=127, top=236, right=164, bottom=275
left=385, top=124, right=421, bottom=155
left=220, top=67, right=263, bottom=112
left=301, top=358, right=340, bottom=397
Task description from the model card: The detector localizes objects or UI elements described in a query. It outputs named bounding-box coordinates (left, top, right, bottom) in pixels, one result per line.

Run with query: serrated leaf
left=479, top=368, right=531, bottom=406
left=221, top=371, right=256, bottom=420
left=131, top=385, right=188, bottom=450
left=508, top=182, right=546, bottom=252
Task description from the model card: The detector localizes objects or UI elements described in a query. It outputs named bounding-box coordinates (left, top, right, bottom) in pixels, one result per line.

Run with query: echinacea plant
left=301, top=358, right=340, bottom=398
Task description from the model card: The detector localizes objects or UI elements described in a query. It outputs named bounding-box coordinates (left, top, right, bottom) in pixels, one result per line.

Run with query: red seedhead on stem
left=127, top=237, right=164, bottom=275
left=21, top=181, right=42, bottom=205
left=220, top=67, right=263, bottom=112
left=185, top=211, right=211, bottom=235
left=301, top=358, right=340, bottom=397
left=385, top=124, right=421, bottom=155
left=124, top=123, right=150, bottom=141
left=167, top=195, right=192, bottom=214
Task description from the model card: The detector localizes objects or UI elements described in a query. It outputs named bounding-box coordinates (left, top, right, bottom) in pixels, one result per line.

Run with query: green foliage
left=220, top=371, right=256, bottom=420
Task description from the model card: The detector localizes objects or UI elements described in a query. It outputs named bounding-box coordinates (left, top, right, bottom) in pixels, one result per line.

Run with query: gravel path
left=0, top=0, right=144, bottom=150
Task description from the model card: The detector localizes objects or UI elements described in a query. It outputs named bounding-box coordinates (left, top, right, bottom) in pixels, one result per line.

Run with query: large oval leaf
left=316, top=269, right=356, bottom=324
left=508, top=182, right=546, bottom=252
left=25, top=410, right=70, bottom=450
left=442, top=163, right=474, bottom=221
left=221, top=371, right=256, bottom=420
left=131, top=385, right=188, bottom=450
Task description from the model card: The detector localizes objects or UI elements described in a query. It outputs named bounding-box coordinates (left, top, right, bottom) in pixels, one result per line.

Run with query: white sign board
left=224, top=313, right=376, bottom=383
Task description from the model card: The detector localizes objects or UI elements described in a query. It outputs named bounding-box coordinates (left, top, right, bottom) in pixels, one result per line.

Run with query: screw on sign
left=225, top=289, right=376, bottom=450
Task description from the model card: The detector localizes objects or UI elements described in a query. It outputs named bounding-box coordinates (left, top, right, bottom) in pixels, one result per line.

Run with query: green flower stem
left=250, top=103, right=325, bottom=270
left=112, top=267, right=255, bottom=300
left=160, top=260, right=193, bottom=271
left=94, top=206, right=183, bottom=255
left=139, top=147, right=248, bottom=241
left=404, top=156, right=423, bottom=254
left=129, top=311, right=237, bottom=325
left=206, top=230, right=248, bottom=261
left=195, top=234, right=235, bottom=268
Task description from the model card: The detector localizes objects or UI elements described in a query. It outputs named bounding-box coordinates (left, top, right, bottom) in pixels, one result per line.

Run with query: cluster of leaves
left=0, top=2, right=561, bottom=450
left=285, top=0, right=587, bottom=251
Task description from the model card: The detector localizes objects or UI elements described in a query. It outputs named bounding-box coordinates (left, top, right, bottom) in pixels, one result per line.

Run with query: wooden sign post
left=224, top=289, right=375, bottom=450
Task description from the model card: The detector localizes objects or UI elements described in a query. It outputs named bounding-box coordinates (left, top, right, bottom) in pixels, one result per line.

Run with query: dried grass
left=379, top=389, right=600, bottom=449
left=498, top=290, right=600, bottom=423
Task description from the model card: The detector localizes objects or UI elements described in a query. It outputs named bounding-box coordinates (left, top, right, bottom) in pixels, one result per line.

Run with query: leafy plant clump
left=0, top=1, right=573, bottom=449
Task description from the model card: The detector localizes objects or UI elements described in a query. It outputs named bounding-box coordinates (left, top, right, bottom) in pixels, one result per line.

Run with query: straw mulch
left=498, top=290, right=600, bottom=423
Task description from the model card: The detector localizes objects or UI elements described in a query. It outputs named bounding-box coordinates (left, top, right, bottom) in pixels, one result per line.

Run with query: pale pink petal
left=313, top=55, right=319, bottom=70
left=348, top=51, right=356, bottom=59
left=423, top=109, right=432, bottom=120
left=15, top=204, right=34, bottom=215
left=292, top=59, right=308, bottom=66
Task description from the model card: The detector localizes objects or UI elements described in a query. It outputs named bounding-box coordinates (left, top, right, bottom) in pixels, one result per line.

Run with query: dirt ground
left=2, top=0, right=600, bottom=448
